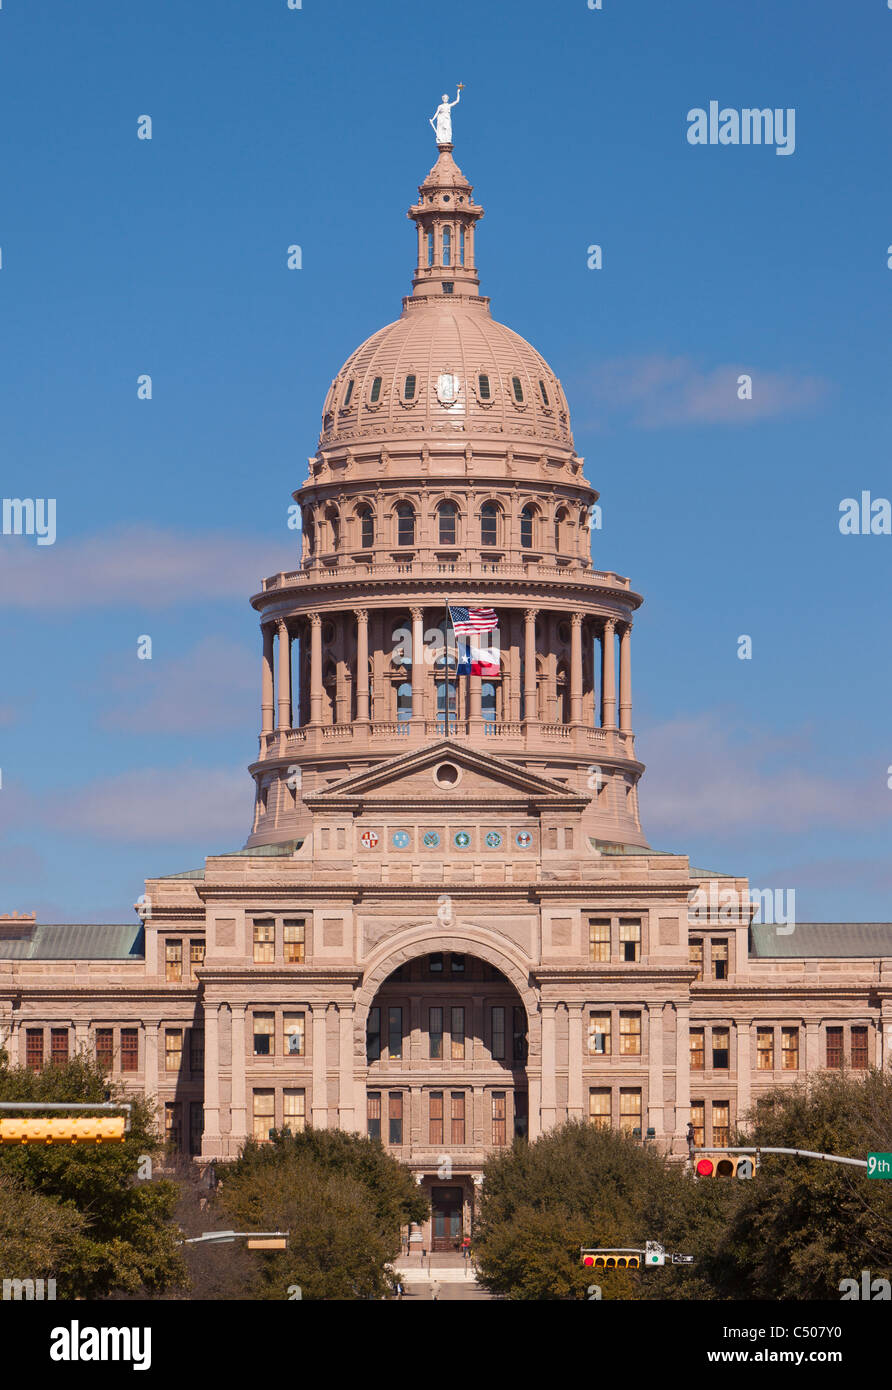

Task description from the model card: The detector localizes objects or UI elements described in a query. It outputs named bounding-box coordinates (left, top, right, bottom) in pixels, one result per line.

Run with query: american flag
left=449, top=605, right=498, bottom=636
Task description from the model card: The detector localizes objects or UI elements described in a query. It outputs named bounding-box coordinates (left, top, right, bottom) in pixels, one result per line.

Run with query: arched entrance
left=362, top=948, right=531, bottom=1251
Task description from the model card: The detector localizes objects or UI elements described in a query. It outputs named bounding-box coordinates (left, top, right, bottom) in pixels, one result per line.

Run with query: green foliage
left=213, top=1127, right=428, bottom=1300
left=0, top=1054, right=185, bottom=1298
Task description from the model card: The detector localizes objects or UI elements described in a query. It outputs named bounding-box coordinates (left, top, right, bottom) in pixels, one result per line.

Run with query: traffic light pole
left=693, top=1146, right=869, bottom=1170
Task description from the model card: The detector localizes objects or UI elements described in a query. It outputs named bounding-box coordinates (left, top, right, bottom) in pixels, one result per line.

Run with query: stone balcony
left=255, top=720, right=638, bottom=762
left=257, top=556, right=637, bottom=598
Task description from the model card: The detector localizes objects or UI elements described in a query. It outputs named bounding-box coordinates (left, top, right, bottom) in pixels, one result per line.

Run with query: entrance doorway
left=431, top=1185, right=463, bottom=1251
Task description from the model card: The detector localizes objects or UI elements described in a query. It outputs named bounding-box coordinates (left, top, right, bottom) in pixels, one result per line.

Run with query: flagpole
left=444, top=597, right=452, bottom=739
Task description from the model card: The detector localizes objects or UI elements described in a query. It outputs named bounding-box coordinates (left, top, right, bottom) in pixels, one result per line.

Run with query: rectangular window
left=619, top=1012, right=641, bottom=1056
left=451, top=1091, right=466, bottom=1145
left=121, top=1027, right=138, bottom=1073
left=619, top=919, right=641, bottom=963
left=96, top=1027, right=114, bottom=1070
left=189, top=1102, right=203, bottom=1156
left=781, top=1026, right=799, bottom=1070
left=451, top=1007, right=465, bottom=1061
left=50, top=1028, right=69, bottom=1065
left=491, top=1007, right=505, bottom=1060
left=367, top=1007, right=381, bottom=1063
left=388, top=1007, right=403, bottom=1060
left=492, top=1091, right=507, bottom=1146
left=165, top=1101, right=183, bottom=1152
left=513, top=1006, right=527, bottom=1063
left=253, top=919, right=275, bottom=964
left=189, top=1029, right=204, bottom=1075
left=589, top=918, right=610, bottom=962
left=690, top=1101, right=705, bottom=1148
left=690, top=938, right=703, bottom=982
left=588, top=1012, right=611, bottom=1057
left=367, top=1091, right=381, bottom=1141
left=284, top=1013, right=305, bottom=1057
left=429, top=1091, right=444, bottom=1146
left=428, top=952, right=444, bottom=973
left=451, top=953, right=465, bottom=973
left=712, top=939, right=729, bottom=981
left=25, top=1028, right=44, bottom=1070
left=851, top=1025, right=869, bottom=1069
left=284, top=918, right=305, bottom=964
left=756, top=1027, right=774, bottom=1071
left=253, top=1013, right=274, bottom=1057
left=514, top=1090, right=528, bottom=1140
left=619, top=1088, right=641, bottom=1134
left=429, top=1006, right=443, bottom=1060
left=283, top=1089, right=306, bottom=1135
left=689, top=1027, right=705, bottom=1070
left=165, top=940, right=183, bottom=983
left=711, top=1027, right=730, bottom=1070
left=165, top=1028, right=183, bottom=1073
left=712, top=1101, right=730, bottom=1148
left=589, top=1087, right=610, bottom=1130
left=252, top=1090, right=274, bottom=1143
left=189, top=940, right=205, bottom=981
left=826, top=1026, right=843, bottom=1069
left=388, top=1092, right=403, bottom=1145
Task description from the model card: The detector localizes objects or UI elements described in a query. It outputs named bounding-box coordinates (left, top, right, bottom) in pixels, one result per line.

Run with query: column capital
left=410, top=605, right=424, bottom=622
left=354, top=607, right=368, bottom=624
left=307, top=611, right=322, bottom=628
left=603, top=615, right=617, bottom=633
left=277, top=615, right=289, bottom=633
left=524, top=607, right=538, bottom=623
left=570, top=611, right=584, bottom=628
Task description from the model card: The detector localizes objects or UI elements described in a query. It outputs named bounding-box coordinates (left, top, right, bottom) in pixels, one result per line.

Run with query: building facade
left=2, top=142, right=891, bottom=1250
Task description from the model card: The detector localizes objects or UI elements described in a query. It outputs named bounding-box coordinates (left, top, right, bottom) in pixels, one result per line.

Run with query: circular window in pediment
left=434, top=762, right=460, bottom=787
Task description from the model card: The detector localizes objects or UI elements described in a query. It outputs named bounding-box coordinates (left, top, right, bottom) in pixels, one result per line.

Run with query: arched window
left=325, top=505, right=341, bottom=551
left=304, top=516, right=315, bottom=556
left=459, top=227, right=465, bottom=265
left=512, top=376, right=524, bottom=404
left=554, top=507, right=567, bottom=553
left=437, top=679, right=457, bottom=723
left=396, top=682, right=413, bottom=721
left=438, top=501, right=458, bottom=545
left=358, top=506, right=374, bottom=548
left=478, top=373, right=491, bottom=400
left=404, top=374, right=416, bottom=401
left=427, top=230, right=434, bottom=266
left=482, top=682, right=496, bottom=722
left=539, top=379, right=550, bottom=406
left=342, top=379, right=354, bottom=408
left=481, top=503, right=498, bottom=546
left=521, top=505, right=534, bottom=549
left=442, top=227, right=452, bottom=267
left=396, top=503, right=415, bottom=547
left=370, top=376, right=382, bottom=403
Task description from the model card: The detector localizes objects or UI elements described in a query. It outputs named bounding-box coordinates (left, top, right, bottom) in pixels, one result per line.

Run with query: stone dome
left=318, top=301, right=574, bottom=451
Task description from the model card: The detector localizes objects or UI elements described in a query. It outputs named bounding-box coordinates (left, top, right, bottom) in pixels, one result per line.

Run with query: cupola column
left=411, top=607, right=425, bottom=722
left=523, top=608, right=538, bottom=724
left=570, top=612, right=584, bottom=725
left=309, top=613, right=323, bottom=725
left=261, top=624, right=275, bottom=735
left=276, top=619, right=292, bottom=731
left=619, top=622, right=633, bottom=733
left=355, top=609, right=370, bottom=723
left=601, top=618, right=617, bottom=729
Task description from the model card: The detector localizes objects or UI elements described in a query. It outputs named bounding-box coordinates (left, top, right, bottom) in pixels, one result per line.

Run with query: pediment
left=304, top=740, right=587, bottom=809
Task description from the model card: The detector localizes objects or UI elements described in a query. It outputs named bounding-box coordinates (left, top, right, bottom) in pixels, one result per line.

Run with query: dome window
left=442, top=282, right=454, bottom=294
left=478, top=374, right=491, bottom=400
left=396, top=503, right=415, bottom=547
left=442, top=227, right=452, bottom=266
left=539, top=379, right=550, bottom=406
left=481, top=503, right=498, bottom=546
left=512, top=376, right=525, bottom=404
left=459, top=227, right=465, bottom=265
left=427, top=230, right=435, bottom=266
left=521, top=505, right=535, bottom=549
left=358, top=506, right=374, bottom=549
left=404, top=374, right=416, bottom=401
left=438, top=501, right=458, bottom=546
left=396, top=682, right=413, bottom=721
left=342, top=379, right=354, bottom=408
left=370, top=376, right=382, bottom=403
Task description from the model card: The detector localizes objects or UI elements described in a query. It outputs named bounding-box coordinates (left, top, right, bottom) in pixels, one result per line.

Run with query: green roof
left=0, top=923, right=145, bottom=960
left=751, top=922, right=892, bottom=958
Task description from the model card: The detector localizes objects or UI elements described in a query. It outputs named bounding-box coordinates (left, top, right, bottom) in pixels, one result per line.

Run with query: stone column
left=203, top=1004, right=221, bottom=1156
left=737, top=1020, right=752, bottom=1118
left=309, top=612, right=323, bottom=724
left=230, top=1008, right=247, bottom=1145
left=805, top=1021, right=821, bottom=1072
left=567, top=1005, right=584, bottom=1120
left=570, top=612, right=584, bottom=724
left=469, top=672, right=482, bottom=721
left=261, top=624, right=275, bottom=735
left=674, top=1002, right=690, bottom=1137
left=540, top=1003, right=557, bottom=1131
left=647, top=1004, right=665, bottom=1136
left=311, top=1004, right=328, bottom=1128
left=276, top=619, right=292, bottom=731
left=601, top=617, right=617, bottom=729
left=144, top=1025, right=158, bottom=1103
left=411, top=606, right=425, bottom=721
left=338, top=1003, right=357, bottom=1132
left=355, top=609, right=370, bottom=723
left=619, top=622, right=633, bottom=732
left=523, top=608, right=538, bottom=722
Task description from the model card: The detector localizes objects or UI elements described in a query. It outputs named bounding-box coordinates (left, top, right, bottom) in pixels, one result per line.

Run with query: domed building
left=1, top=134, right=890, bottom=1255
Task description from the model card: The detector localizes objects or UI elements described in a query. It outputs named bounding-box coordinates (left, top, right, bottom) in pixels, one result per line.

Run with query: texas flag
left=455, top=636, right=501, bottom=677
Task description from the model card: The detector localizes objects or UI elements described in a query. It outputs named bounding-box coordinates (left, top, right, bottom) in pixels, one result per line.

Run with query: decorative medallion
left=392, top=830, right=410, bottom=849
left=360, top=830, right=380, bottom=849
left=515, top=831, right=533, bottom=849
left=485, top=831, right=502, bottom=849
left=422, top=831, right=441, bottom=848
left=453, top=831, right=471, bottom=849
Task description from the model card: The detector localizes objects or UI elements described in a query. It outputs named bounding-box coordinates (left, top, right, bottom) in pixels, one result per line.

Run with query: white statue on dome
left=430, top=85, right=463, bottom=145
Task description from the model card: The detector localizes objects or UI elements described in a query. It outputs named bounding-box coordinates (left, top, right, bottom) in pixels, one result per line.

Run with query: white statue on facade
left=430, top=86, right=463, bottom=145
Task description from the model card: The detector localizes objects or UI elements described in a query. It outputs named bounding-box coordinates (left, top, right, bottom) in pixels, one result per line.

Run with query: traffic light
left=581, top=1253, right=640, bottom=1269
left=694, top=1152, right=755, bottom=1179
left=644, top=1241, right=665, bottom=1266
left=0, top=1116, right=126, bottom=1145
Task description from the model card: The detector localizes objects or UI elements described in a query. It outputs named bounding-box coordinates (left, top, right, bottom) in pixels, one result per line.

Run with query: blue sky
left=1, top=0, right=890, bottom=921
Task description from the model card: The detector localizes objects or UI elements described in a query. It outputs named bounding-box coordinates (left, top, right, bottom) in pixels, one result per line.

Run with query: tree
left=211, top=1128, right=428, bottom=1300
left=0, top=1054, right=186, bottom=1299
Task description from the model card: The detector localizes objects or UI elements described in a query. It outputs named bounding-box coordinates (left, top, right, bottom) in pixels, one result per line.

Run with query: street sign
left=867, top=1153, right=892, bottom=1179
